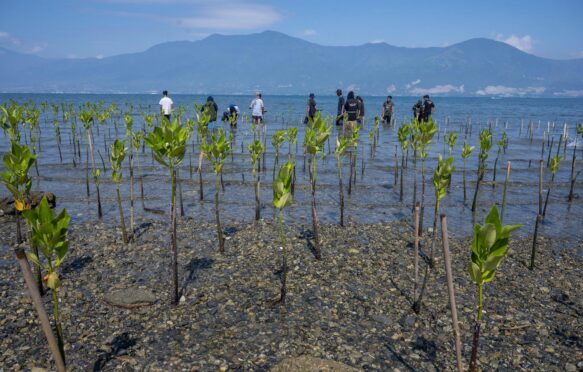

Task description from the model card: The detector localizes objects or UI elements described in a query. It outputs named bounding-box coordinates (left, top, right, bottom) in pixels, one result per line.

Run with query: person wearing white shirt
left=249, top=91, right=265, bottom=124
left=159, top=90, right=173, bottom=121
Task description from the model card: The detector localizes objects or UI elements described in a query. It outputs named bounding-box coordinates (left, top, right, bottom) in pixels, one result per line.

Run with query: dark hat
left=309, top=93, right=315, bottom=98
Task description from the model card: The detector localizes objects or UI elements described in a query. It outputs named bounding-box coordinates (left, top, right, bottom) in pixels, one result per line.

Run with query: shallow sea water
left=1, top=93, right=582, bottom=242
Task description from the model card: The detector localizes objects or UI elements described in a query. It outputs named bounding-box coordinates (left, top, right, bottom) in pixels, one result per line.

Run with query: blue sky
left=1, top=0, right=582, bottom=60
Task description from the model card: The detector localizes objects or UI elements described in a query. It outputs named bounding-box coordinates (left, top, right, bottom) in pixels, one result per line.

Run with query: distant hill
left=1, top=31, right=582, bottom=96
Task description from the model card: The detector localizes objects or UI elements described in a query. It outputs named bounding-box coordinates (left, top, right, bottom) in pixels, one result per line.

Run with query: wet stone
left=104, top=288, right=158, bottom=308
left=270, top=356, right=359, bottom=372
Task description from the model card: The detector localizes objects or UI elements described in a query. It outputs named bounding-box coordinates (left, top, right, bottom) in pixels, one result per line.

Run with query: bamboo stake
left=440, top=215, right=463, bottom=372
left=14, top=248, right=66, bottom=372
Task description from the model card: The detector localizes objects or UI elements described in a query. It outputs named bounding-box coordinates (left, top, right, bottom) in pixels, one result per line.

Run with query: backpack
left=206, top=101, right=217, bottom=122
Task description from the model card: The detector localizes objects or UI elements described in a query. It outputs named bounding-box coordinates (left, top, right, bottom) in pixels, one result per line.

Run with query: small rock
left=104, top=288, right=158, bottom=308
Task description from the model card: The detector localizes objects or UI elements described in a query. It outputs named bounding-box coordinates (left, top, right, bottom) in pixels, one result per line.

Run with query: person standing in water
left=202, top=96, right=219, bottom=129
left=159, top=90, right=173, bottom=122
left=412, top=99, right=423, bottom=122
left=422, top=94, right=435, bottom=121
left=305, top=93, right=317, bottom=123
left=343, top=91, right=359, bottom=134
left=336, top=89, right=345, bottom=126
left=381, top=95, right=394, bottom=124
left=249, top=91, right=265, bottom=125
left=356, top=96, right=365, bottom=125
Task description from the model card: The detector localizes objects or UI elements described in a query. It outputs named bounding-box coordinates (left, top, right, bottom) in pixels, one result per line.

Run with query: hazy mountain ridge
left=1, top=31, right=582, bottom=96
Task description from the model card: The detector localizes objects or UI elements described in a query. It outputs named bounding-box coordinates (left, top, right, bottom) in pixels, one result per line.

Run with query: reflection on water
left=1, top=94, right=582, bottom=242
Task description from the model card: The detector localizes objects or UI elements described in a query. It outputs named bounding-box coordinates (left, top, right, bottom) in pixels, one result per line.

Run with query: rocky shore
left=0, top=215, right=581, bottom=371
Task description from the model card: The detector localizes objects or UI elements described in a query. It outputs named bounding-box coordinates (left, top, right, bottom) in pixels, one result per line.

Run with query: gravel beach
left=0, top=215, right=581, bottom=371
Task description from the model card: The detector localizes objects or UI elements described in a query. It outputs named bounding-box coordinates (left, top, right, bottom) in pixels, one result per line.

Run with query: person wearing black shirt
left=336, top=89, right=345, bottom=126
left=305, top=93, right=317, bottom=123
left=412, top=100, right=423, bottom=122
left=343, top=91, right=359, bottom=134
left=382, top=96, right=394, bottom=124
left=422, top=95, right=435, bottom=121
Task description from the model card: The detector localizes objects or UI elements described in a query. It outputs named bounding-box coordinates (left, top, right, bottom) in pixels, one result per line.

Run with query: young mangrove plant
left=271, top=129, right=286, bottom=180
left=542, top=155, right=562, bottom=218
left=468, top=204, right=521, bottom=371
left=79, top=109, right=103, bottom=218
left=446, top=131, right=458, bottom=156
left=124, top=112, right=137, bottom=231
left=461, top=142, right=475, bottom=203
left=196, top=108, right=211, bottom=200
left=304, top=112, right=331, bottom=260
left=335, top=136, right=349, bottom=226
left=286, top=127, right=298, bottom=194
left=397, top=123, right=411, bottom=202
left=272, top=161, right=294, bottom=306
left=2, top=142, right=36, bottom=244
left=202, top=128, right=231, bottom=254
left=1, top=103, right=23, bottom=143
left=492, top=132, right=507, bottom=187
left=248, top=139, right=265, bottom=220
left=471, top=129, right=493, bottom=213
left=23, top=196, right=71, bottom=365
left=413, top=154, right=455, bottom=314
left=417, top=118, right=438, bottom=233
left=144, top=118, right=190, bottom=304
left=110, top=139, right=129, bottom=244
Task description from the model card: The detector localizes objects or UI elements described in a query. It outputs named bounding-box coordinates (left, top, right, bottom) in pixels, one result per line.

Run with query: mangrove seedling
left=271, top=129, right=286, bottom=180
left=286, top=127, right=298, bottom=194
left=248, top=139, right=265, bottom=220
left=397, top=123, right=411, bottom=201
left=23, top=196, right=71, bottom=364
left=272, top=161, right=294, bottom=306
left=542, top=155, right=562, bottom=218
left=446, top=131, right=458, bottom=156
left=196, top=108, right=211, bottom=200
left=110, top=139, right=129, bottom=244
left=413, top=154, right=455, bottom=314
left=492, top=132, right=507, bottom=187
left=144, top=118, right=190, bottom=304
left=0, top=102, right=23, bottom=143
left=201, top=128, right=231, bottom=254
left=335, top=136, right=349, bottom=226
left=79, top=109, right=103, bottom=218
left=471, top=129, right=492, bottom=213
left=2, top=142, right=36, bottom=244
left=304, top=112, right=331, bottom=260
left=418, top=118, right=438, bottom=233
left=468, top=204, right=521, bottom=371
left=461, top=142, right=475, bottom=203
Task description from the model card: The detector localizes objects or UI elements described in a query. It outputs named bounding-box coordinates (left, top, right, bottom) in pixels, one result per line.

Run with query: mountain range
left=1, top=30, right=582, bottom=97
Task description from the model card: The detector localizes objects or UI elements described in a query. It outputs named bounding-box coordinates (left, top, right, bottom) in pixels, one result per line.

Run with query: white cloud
left=96, top=54, right=105, bottom=59
left=302, top=29, right=317, bottom=37
left=171, top=4, right=281, bottom=30
left=405, top=79, right=421, bottom=89
left=475, top=85, right=545, bottom=96
left=410, top=84, right=465, bottom=95
left=369, top=39, right=384, bottom=44
left=495, top=34, right=533, bottom=53
left=28, top=43, right=47, bottom=54
left=0, top=31, right=21, bottom=46
left=553, top=90, right=583, bottom=97
left=386, top=84, right=396, bottom=94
